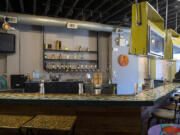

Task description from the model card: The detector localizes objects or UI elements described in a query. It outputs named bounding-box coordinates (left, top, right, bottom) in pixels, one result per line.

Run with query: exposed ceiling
left=1, top=0, right=180, bottom=32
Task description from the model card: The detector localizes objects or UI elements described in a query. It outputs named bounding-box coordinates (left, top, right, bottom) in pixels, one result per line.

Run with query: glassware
left=61, top=64, right=64, bottom=70
left=81, top=64, right=84, bottom=70
left=51, top=54, right=55, bottom=59
left=66, top=54, right=69, bottom=59
left=52, top=63, right=56, bottom=70
left=44, top=54, right=48, bottom=59
left=84, top=64, right=88, bottom=72
left=59, top=54, right=62, bottom=59
left=77, top=65, right=80, bottom=70
left=81, top=54, right=84, bottom=60
left=91, top=65, right=94, bottom=70
left=94, top=65, right=97, bottom=69
left=74, top=54, right=77, bottom=59
left=77, top=54, right=81, bottom=60
left=75, top=65, right=78, bottom=72
left=57, top=64, right=60, bottom=70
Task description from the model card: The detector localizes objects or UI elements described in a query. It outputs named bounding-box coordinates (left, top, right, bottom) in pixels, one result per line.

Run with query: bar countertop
left=0, top=83, right=179, bottom=106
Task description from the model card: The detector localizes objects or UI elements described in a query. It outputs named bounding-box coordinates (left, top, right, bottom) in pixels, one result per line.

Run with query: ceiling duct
left=0, top=12, right=123, bottom=32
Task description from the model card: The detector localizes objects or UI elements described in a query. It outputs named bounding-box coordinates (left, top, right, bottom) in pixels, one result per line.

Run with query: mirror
left=149, top=27, right=164, bottom=57
left=173, top=44, right=180, bottom=60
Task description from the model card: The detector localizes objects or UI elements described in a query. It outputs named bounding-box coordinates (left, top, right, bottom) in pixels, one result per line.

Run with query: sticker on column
left=118, top=55, right=129, bottom=66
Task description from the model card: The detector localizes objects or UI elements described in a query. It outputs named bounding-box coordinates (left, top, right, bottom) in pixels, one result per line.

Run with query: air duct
left=0, top=12, right=120, bottom=32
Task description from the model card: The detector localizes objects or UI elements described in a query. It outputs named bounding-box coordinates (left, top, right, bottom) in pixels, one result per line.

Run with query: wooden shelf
left=44, top=69, right=97, bottom=73
left=44, top=49, right=97, bottom=53
left=44, top=59, right=97, bottom=62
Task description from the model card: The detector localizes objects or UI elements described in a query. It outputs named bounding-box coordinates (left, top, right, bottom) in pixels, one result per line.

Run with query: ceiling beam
left=167, top=18, right=180, bottom=26
left=19, top=0, right=24, bottom=13
left=6, top=0, right=13, bottom=12
left=55, top=0, right=65, bottom=16
left=160, top=7, right=177, bottom=17
left=168, top=23, right=180, bottom=30
left=163, top=12, right=178, bottom=22
left=44, top=0, right=51, bottom=15
left=65, top=0, right=79, bottom=17
left=85, top=0, right=109, bottom=21
left=93, top=0, right=123, bottom=22
left=74, top=0, right=94, bottom=19
left=159, top=1, right=177, bottom=14
left=102, top=0, right=122, bottom=16
left=101, top=3, right=132, bottom=23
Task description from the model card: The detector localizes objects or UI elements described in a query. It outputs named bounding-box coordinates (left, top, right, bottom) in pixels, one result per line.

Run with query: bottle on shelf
left=57, top=64, right=60, bottom=70
left=79, top=46, right=82, bottom=51
left=56, top=40, right=62, bottom=50
left=77, top=65, right=80, bottom=71
left=56, top=40, right=60, bottom=50
left=73, top=54, right=77, bottom=59
left=44, top=54, right=48, bottom=59
left=44, top=44, right=48, bottom=49
left=51, top=54, right=55, bottom=59
left=26, top=73, right=31, bottom=81
left=59, top=41, right=62, bottom=50
left=87, top=47, right=90, bottom=51
left=81, top=54, right=84, bottom=60
left=61, top=64, right=64, bottom=70
left=66, top=54, right=70, bottom=59
left=59, top=54, right=62, bottom=60
left=52, top=63, right=56, bottom=70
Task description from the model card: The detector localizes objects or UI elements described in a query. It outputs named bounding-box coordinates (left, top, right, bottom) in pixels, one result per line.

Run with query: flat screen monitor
left=173, top=44, right=180, bottom=60
left=0, top=33, right=15, bottom=53
left=149, top=27, right=164, bottom=57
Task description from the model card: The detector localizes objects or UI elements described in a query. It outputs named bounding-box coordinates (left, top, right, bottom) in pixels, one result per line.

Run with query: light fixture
left=151, top=39, right=155, bottom=44
left=2, top=22, right=9, bottom=31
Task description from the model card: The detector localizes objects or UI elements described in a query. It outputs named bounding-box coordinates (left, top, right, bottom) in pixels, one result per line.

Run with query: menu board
left=149, top=27, right=164, bottom=57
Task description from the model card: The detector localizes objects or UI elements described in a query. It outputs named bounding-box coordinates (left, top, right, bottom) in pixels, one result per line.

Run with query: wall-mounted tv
left=0, top=32, right=15, bottom=53
left=148, top=26, right=164, bottom=57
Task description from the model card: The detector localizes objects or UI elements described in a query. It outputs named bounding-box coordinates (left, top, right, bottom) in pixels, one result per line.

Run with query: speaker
left=11, top=75, right=25, bottom=89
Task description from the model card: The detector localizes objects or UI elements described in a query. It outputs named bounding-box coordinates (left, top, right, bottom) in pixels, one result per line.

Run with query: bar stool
left=148, top=95, right=180, bottom=128
left=22, top=115, right=77, bottom=135
left=0, top=114, right=33, bottom=135
left=166, top=95, right=180, bottom=111
left=148, top=124, right=180, bottom=135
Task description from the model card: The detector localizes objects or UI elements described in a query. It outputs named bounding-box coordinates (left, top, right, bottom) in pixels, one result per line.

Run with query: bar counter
left=0, top=83, right=179, bottom=135
left=0, top=83, right=179, bottom=106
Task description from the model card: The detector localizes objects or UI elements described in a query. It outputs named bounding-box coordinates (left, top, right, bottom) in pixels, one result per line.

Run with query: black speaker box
left=11, top=75, right=25, bottom=89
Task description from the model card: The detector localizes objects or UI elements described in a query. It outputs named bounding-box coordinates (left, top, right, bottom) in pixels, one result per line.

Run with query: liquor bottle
left=59, top=41, right=62, bottom=50
left=51, top=54, right=55, bottom=59
left=56, top=40, right=60, bottom=50
left=79, top=46, right=82, bottom=51
left=59, top=54, right=62, bottom=59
